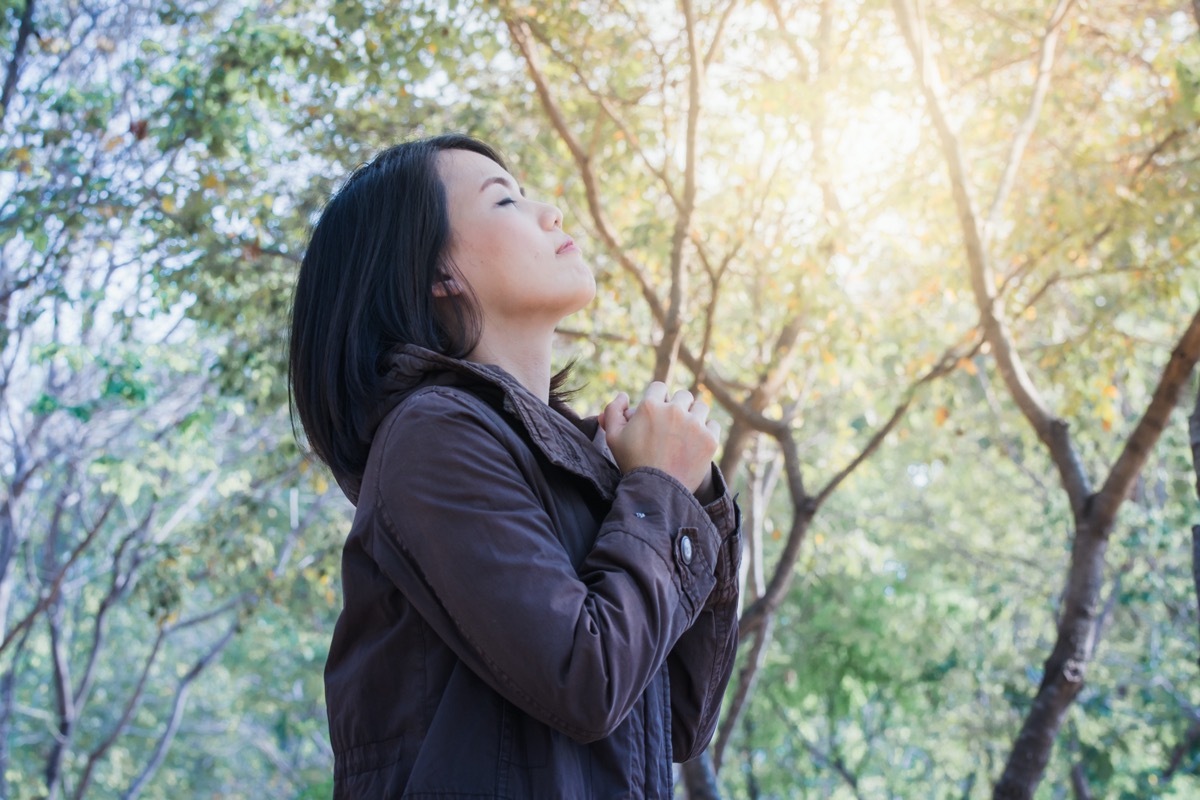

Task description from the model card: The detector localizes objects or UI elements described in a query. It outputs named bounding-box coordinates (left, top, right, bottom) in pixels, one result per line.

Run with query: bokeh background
left=2, top=1, right=1199, bottom=797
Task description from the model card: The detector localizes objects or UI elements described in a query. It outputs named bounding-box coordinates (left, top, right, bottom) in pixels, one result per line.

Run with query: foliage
left=2, top=0, right=1198, bottom=797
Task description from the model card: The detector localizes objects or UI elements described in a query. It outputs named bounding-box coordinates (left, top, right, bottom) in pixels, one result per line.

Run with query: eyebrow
left=480, top=175, right=526, bottom=197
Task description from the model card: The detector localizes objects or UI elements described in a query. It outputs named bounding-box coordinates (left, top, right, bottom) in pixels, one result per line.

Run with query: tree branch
left=121, top=616, right=240, bottom=800
left=1093, top=308, right=1200, bottom=525
left=713, top=616, right=772, bottom=770
left=0, top=0, right=35, bottom=131
left=505, top=16, right=666, bottom=325
left=71, top=630, right=167, bottom=800
left=0, top=495, right=116, bottom=657
left=1190, top=375, right=1200, bottom=675
left=653, top=0, right=703, bottom=383
left=890, top=0, right=1091, bottom=522
left=703, top=0, right=739, bottom=69
left=770, top=695, right=868, bottom=800
left=1163, top=717, right=1200, bottom=781
left=738, top=435, right=814, bottom=638
left=985, top=0, right=1076, bottom=236
left=1069, top=762, right=1093, bottom=800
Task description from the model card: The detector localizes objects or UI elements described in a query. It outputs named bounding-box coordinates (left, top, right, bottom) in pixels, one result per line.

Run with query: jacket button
left=680, top=534, right=693, bottom=565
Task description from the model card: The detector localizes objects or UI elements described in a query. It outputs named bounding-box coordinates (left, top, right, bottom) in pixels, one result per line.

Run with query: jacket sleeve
left=365, top=389, right=726, bottom=744
left=667, top=467, right=742, bottom=762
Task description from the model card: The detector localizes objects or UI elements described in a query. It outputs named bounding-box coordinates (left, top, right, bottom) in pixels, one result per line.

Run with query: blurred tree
left=4, top=0, right=1200, bottom=798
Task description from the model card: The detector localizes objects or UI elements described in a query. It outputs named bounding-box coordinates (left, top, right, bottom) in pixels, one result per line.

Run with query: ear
left=431, top=278, right=463, bottom=298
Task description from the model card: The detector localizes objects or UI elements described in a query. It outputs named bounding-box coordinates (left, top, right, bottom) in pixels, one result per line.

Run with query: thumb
left=601, top=392, right=630, bottom=436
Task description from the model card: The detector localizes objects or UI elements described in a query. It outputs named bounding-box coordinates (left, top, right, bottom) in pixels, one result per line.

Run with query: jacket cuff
left=699, top=465, right=737, bottom=537
left=701, top=466, right=741, bottom=609
left=619, top=467, right=723, bottom=622
left=705, top=501, right=742, bottom=608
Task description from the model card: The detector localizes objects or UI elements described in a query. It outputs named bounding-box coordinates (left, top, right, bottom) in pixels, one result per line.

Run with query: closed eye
left=497, top=197, right=517, bottom=207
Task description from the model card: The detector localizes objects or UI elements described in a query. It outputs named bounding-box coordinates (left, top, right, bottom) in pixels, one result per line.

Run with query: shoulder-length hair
left=288, top=133, right=503, bottom=482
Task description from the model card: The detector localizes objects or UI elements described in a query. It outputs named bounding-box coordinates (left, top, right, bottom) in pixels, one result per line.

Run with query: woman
left=289, top=133, right=741, bottom=798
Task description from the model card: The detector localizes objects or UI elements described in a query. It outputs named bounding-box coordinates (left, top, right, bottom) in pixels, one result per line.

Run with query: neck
left=467, top=325, right=555, bottom=404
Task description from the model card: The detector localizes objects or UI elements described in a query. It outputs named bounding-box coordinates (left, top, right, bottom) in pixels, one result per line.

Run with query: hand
left=599, top=382, right=720, bottom=494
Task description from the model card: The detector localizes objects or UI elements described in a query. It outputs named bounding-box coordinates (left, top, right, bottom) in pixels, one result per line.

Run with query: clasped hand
left=599, top=382, right=720, bottom=498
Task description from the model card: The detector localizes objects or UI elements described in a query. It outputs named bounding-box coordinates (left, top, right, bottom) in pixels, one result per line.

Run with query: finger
left=642, top=381, right=669, bottom=404
left=669, top=389, right=694, bottom=408
left=705, top=419, right=721, bottom=440
left=690, top=399, right=709, bottom=422
left=602, top=392, right=629, bottom=433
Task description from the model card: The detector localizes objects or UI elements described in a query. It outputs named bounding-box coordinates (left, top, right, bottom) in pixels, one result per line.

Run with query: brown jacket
left=325, top=346, right=741, bottom=798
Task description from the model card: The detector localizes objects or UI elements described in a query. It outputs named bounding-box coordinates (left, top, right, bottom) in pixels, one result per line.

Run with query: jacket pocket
left=334, top=733, right=405, bottom=778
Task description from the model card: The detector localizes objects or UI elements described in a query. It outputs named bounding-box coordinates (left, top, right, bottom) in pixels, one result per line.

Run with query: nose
left=540, top=202, right=562, bottom=230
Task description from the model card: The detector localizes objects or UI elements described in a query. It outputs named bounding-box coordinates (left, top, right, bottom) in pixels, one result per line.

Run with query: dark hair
left=288, top=133, right=505, bottom=480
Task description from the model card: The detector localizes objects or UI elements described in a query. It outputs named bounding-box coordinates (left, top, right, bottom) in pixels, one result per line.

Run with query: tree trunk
left=679, top=752, right=721, bottom=800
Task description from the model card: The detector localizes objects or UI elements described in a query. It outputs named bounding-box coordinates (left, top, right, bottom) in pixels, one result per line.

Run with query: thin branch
left=121, top=616, right=240, bottom=800
left=1093, top=308, right=1200, bottom=526
left=45, top=601, right=71, bottom=800
left=505, top=16, right=666, bottom=325
left=764, top=0, right=812, bottom=79
left=1188, top=374, right=1200, bottom=676
left=1163, top=718, right=1200, bottom=781
left=0, top=0, right=36, bottom=130
left=1189, top=374, right=1200, bottom=508
left=713, top=615, right=773, bottom=769
left=702, top=0, right=739, bottom=69
left=653, top=0, right=703, bottom=383
left=72, top=504, right=155, bottom=713
left=770, top=695, right=868, bottom=800
left=985, top=0, right=1076, bottom=236
left=815, top=334, right=983, bottom=507
left=0, top=495, right=117, bottom=656
left=891, top=0, right=1091, bottom=522
left=71, top=630, right=167, bottom=800
left=738, top=435, right=813, bottom=638
left=1069, top=762, right=1093, bottom=800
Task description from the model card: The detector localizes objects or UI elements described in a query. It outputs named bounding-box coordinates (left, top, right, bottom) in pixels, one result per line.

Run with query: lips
left=556, top=238, right=577, bottom=255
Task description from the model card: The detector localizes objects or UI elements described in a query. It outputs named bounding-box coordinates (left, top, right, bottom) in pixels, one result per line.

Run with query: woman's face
left=436, top=148, right=595, bottom=333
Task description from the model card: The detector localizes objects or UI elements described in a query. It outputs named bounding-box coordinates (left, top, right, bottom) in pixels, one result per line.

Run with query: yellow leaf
left=1103, top=385, right=1119, bottom=399
left=934, top=406, right=950, bottom=426
left=1024, top=306, right=1037, bottom=321
left=201, top=173, right=221, bottom=190
left=957, top=358, right=977, bottom=376
left=162, top=196, right=177, bottom=214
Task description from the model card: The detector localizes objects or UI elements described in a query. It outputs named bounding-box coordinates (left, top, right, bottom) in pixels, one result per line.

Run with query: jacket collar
left=361, top=345, right=621, bottom=504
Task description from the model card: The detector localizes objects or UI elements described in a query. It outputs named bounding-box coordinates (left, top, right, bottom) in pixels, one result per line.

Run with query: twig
left=0, top=0, right=36, bottom=130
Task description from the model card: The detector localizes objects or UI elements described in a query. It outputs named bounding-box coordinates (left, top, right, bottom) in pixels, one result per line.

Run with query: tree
left=5, top=1, right=1199, bottom=796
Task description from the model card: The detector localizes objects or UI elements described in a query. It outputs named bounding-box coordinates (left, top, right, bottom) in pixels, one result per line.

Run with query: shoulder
left=375, top=385, right=512, bottom=452
left=358, top=386, right=546, bottom=516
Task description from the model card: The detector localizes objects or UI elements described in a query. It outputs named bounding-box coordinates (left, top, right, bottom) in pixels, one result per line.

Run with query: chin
left=574, top=277, right=597, bottom=311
